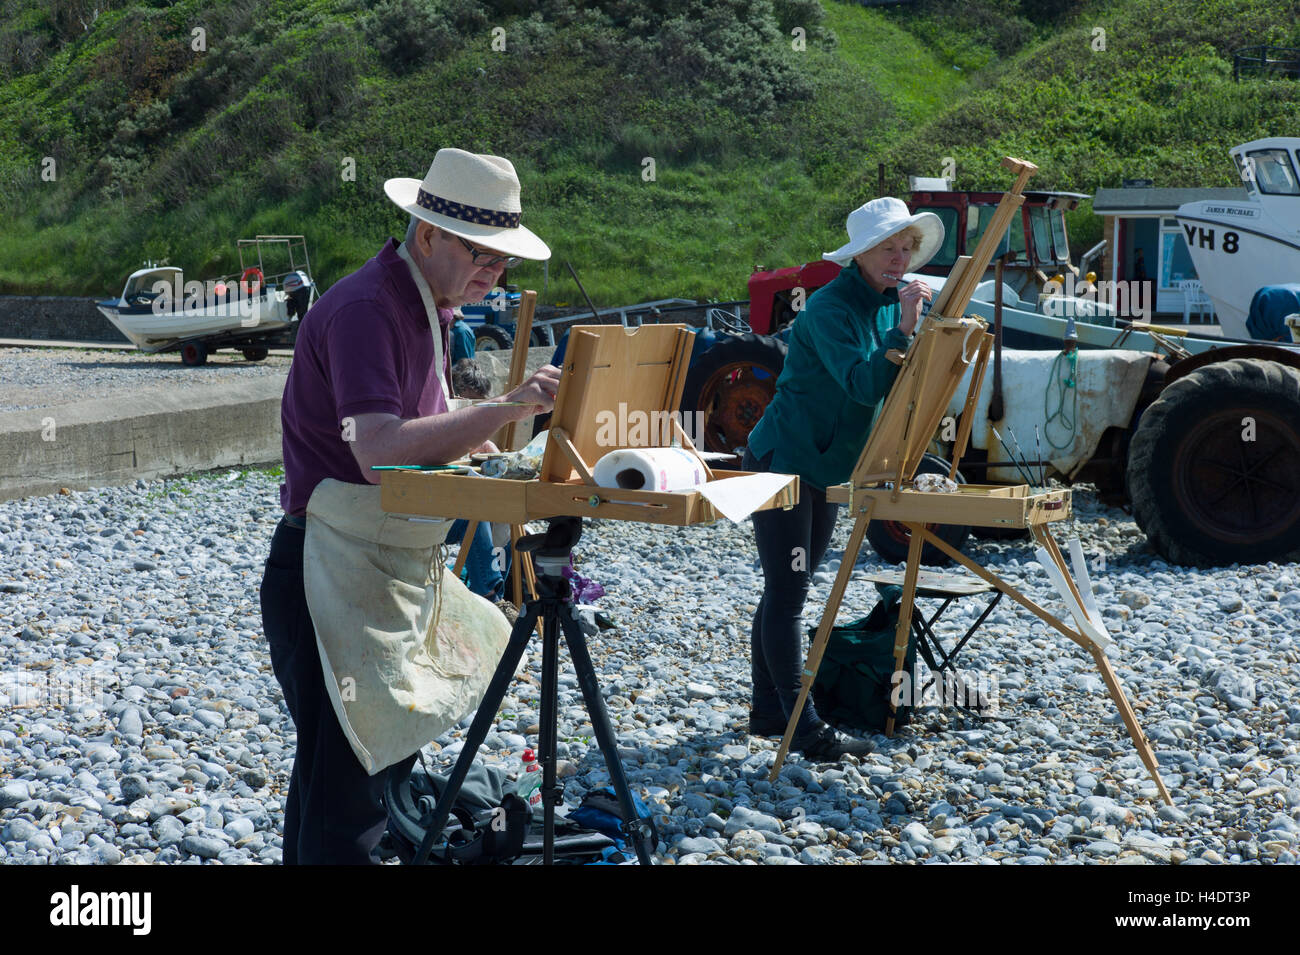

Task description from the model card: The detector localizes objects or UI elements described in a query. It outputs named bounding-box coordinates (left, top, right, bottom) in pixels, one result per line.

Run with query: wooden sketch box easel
left=769, top=157, right=1172, bottom=805
left=380, top=323, right=799, bottom=527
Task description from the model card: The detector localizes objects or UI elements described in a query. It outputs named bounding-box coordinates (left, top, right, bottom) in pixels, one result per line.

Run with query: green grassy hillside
left=0, top=0, right=1296, bottom=306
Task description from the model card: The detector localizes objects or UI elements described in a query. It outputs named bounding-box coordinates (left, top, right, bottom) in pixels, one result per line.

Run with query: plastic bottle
left=515, top=748, right=543, bottom=811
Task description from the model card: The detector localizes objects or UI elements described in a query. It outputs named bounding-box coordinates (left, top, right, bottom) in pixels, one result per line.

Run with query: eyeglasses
left=454, top=234, right=522, bottom=270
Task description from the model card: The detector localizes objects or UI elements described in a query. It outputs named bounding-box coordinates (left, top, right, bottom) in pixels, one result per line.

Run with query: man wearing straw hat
left=261, top=148, right=559, bottom=864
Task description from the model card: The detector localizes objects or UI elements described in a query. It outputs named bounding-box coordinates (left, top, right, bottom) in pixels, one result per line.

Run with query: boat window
left=1245, top=148, right=1300, bottom=195
left=924, top=206, right=959, bottom=267
left=1159, top=227, right=1196, bottom=291
left=1235, top=154, right=1259, bottom=196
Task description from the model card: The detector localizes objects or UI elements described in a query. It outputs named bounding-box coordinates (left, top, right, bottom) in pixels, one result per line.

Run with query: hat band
left=416, top=188, right=521, bottom=229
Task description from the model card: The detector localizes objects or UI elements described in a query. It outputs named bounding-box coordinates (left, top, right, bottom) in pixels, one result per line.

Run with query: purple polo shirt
left=279, top=239, right=452, bottom=516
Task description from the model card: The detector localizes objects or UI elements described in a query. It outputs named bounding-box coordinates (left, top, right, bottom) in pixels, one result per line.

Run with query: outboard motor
left=283, top=270, right=313, bottom=319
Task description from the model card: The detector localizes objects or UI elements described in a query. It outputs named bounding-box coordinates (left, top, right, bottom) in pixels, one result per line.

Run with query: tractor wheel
left=180, top=340, right=208, bottom=367
left=242, top=347, right=269, bottom=362
left=680, top=333, right=787, bottom=456
left=475, top=324, right=513, bottom=352
left=1126, top=357, right=1300, bottom=567
left=866, top=453, right=972, bottom=566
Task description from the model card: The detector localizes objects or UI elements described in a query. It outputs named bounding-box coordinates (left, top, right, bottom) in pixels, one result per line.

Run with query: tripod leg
left=537, top=598, right=562, bottom=865
left=557, top=604, right=656, bottom=865
left=412, top=599, right=540, bottom=864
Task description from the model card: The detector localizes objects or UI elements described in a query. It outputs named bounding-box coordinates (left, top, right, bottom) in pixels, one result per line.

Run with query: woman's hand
left=897, top=279, right=932, bottom=336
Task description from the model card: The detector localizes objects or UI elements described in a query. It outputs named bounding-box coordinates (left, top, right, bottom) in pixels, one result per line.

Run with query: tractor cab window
left=1028, top=206, right=1054, bottom=266
left=965, top=204, right=1018, bottom=260
left=1243, top=148, right=1300, bottom=195
left=1049, top=209, right=1070, bottom=263
left=927, top=206, right=959, bottom=267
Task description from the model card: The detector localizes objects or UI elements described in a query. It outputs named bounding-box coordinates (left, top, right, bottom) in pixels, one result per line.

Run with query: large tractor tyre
left=475, top=324, right=513, bottom=352
left=1126, top=357, right=1300, bottom=567
left=680, top=333, right=787, bottom=456
left=866, top=453, right=972, bottom=567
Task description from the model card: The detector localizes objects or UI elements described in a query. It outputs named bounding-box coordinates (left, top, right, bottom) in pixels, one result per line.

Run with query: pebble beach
left=2, top=464, right=1298, bottom=865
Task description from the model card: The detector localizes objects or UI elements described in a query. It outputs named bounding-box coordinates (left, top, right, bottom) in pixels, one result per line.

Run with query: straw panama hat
left=385, top=148, right=551, bottom=261
left=823, top=196, right=944, bottom=270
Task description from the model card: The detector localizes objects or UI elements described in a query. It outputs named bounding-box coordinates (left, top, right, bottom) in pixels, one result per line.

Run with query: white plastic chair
left=1180, top=279, right=1214, bottom=324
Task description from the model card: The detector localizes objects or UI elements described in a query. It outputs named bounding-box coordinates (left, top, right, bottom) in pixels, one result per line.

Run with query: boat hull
left=97, top=294, right=292, bottom=351
left=1176, top=200, right=1300, bottom=338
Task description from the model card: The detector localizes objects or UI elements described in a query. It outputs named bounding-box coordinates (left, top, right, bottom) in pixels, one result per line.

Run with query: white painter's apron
left=300, top=243, right=509, bottom=775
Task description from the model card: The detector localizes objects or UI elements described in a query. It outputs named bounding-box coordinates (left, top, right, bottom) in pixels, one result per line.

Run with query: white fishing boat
left=1175, top=137, right=1300, bottom=338
left=96, top=235, right=317, bottom=363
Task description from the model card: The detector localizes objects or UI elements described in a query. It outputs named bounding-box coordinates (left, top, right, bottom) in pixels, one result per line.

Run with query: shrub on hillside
left=363, top=0, right=488, bottom=73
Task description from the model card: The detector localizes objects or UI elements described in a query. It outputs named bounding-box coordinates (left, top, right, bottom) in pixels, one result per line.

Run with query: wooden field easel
left=768, top=157, right=1172, bottom=805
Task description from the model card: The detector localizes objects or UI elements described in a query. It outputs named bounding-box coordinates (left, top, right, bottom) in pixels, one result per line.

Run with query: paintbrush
left=1006, top=425, right=1038, bottom=489
left=991, top=427, right=1036, bottom=486
left=1035, top=425, right=1046, bottom=488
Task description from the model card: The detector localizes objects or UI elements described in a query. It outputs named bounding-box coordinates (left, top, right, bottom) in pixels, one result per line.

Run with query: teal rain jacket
left=747, top=264, right=909, bottom=490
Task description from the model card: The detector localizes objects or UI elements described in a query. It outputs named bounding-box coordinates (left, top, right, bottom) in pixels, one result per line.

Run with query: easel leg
left=1090, top=645, right=1173, bottom=806
left=452, top=519, right=479, bottom=579
left=885, top=524, right=926, bottom=737
left=509, top=524, right=523, bottom=608
left=912, top=524, right=1174, bottom=805
left=768, top=504, right=873, bottom=782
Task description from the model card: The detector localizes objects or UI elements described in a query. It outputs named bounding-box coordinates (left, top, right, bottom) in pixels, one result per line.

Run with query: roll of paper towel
left=592, top=447, right=705, bottom=492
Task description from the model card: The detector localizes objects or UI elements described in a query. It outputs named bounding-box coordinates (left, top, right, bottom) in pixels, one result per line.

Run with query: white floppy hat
left=385, top=148, right=551, bottom=261
left=823, top=196, right=944, bottom=270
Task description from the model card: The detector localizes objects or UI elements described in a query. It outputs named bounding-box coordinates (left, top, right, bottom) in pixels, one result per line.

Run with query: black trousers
left=259, top=518, right=417, bottom=864
left=743, top=448, right=839, bottom=738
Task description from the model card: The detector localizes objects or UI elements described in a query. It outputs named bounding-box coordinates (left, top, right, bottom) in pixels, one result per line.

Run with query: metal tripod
left=413, top=516, right=656, bottom=865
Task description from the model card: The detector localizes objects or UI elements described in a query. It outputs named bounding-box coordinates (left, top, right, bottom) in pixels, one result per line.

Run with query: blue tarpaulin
left=1246, top=284, right=1300, bottom=341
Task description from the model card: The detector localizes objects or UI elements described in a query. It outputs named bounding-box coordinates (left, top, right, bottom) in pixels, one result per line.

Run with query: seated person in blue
left=446, top=356, right=513, bottom=615
left=742, top=197, right=943, bottom=760
left=450, top=307, right=476, bottom=363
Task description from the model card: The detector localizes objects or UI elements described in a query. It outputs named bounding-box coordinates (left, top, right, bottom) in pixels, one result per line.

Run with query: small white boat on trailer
left=1175, top=137, right=1300, bottom=338
left=96, top=235, right=317, bottom=364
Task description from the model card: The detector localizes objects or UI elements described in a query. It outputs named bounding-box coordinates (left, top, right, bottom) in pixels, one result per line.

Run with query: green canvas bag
left=810, top=585, right=918, bottom=733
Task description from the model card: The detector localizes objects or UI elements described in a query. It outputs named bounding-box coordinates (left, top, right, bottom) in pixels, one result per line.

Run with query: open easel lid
left=539, top=324, right=698, bottom=484
left=850, top=313, right=989, bottom=486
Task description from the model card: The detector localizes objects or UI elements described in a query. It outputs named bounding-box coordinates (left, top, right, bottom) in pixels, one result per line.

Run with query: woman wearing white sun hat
left=742, top=196, right=945, bottom=761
